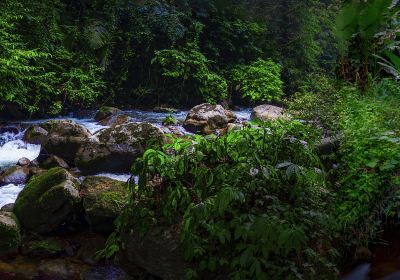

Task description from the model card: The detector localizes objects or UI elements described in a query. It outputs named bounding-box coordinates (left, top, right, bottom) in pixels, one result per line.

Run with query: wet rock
left=100, top=114, right=130, bottom=127
left=23, top=126, right=49, bottom=145
left=22, top=238, right=67, bottom=258
left=77, top=235, right=106, bottom=265
left=183, top=103, right=237, bottom=134
left=0, top=204, right=14, bottom=212
left=17, top=157, right=31, bottom=167
left=75, top=123, right=164, bottom=175
left=39, top=120, right=92, bottom=163
left=354, top=246, right=373, bottom=263
left=119, top=224, right=188, bottom=280
left=0, top=211, right=21, bottom=257
left=250, top=104, right=285, bottom=122
left=95, top=106, right=122, bottom=123
left=80, top=176, right=128, bottom=233
left=40, top=155, right=69, bottom=169
left=0, top=166, right=29, bottom=186
left=14, top=168, right=81, bottom=234
left=38, top=259, right=83, bottom=280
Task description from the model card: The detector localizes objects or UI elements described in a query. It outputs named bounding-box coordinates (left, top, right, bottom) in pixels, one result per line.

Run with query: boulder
left=23, top=126, right=49, bottom=145
left=99, top=114, right=130, bottom=127
left=40, top=155, right=69, bottom=169
left=250, top=105, right=285, bottom=122
left=38, top=259, right=82, bottom=280
left=75, top=123, right=164, bottom=175
left=119, top=224, right=188, bottom=280
left=0, top=166, right=29, bottom=186
left=0, top=211, right=21, bottom=257
left=17, top=157, right=31, bottom=167
left=183, top=103, right=237, bottom=134
left=80, top=176, right=128, bottom=233
left=1, top=204, right=14, bottom=212
left=14, top=168, right=81, bottom=234
left=39, top=120, right=92, bottom=163
left=95, top=106, right=122, bottom=123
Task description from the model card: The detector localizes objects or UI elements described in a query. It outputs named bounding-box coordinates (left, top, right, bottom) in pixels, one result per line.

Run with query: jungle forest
left=0, top=0, right=399, bottom=279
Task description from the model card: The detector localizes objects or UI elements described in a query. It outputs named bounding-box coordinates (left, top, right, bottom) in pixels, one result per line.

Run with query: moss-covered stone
left=14, top=168, right=81, bottom=234
left=22, top=238, right=66, bottom=258
left=75, top=123, right=164, bottom=174
left=80, top=176, right=128, bottom=233
left=0, top=211, right=21, bottom=257
left=94, top=106, right=122, bottom=123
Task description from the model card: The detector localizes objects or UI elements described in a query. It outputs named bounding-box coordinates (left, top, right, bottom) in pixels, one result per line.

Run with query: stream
left=0, top=108, right=252, bottom=208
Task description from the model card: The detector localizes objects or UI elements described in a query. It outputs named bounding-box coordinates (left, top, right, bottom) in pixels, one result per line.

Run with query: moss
left=0, top=213, right=21, bottom=253
left=24, top=238, right=65, bottom=257
left=13, top=167, right=80, bottom=233
left=98, top=190, right=127, bottom=209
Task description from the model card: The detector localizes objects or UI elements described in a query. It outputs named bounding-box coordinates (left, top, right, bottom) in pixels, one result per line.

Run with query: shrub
left=337, top=84, right=400, bottom=243
left=231, top=59, right=283, bottom=103
left=104, top=120, right=339, bottom=279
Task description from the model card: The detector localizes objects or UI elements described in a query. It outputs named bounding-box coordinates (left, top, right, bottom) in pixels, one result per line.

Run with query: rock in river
left=80, top=176, right=128, bottom=233
left=250, top=104, right=285, bottom=122
left=14, top=167, right=81, bottom=234
left=183, top=103, right=236, bottom=134
left=0, top=166, right=29, bottom=186
left=75, top=122, right=164, bottom=175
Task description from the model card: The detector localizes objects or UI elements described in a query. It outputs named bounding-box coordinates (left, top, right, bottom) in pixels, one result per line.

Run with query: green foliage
left=231, top=59, right=283, bottom=103
left=152, top=45, right=228, bottom=104
left=109, top=121, right=339, bottom=279
left=162, top=115, right=178, bottom=126
left=288, top=74, right=341, bottom=131
left=337, top=83, right=400, bottom=243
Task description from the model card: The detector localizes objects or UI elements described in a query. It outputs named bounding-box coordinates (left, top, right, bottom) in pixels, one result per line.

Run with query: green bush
left=106, top=120, right=339, bottom=279
left=152, top=45, right=228, bottom=104
left=337, top=84, right=400, bottom=243
left=231, top=59, right=283, bottom=103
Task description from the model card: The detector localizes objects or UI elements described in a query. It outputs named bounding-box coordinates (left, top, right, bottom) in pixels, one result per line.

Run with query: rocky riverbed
left=0, top=104, right=288, bottom=279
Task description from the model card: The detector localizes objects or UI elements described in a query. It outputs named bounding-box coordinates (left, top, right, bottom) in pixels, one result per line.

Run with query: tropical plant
left=231, top=59, right=283, bottom=103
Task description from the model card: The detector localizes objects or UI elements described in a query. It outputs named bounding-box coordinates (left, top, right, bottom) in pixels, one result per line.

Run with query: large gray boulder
left=25, top=120, right=92, bottom=164
left=75, top=123, right=164, bottom=175
left=80, top=176, right=128, bottom=233
left=183, top=103, right=236, bottom=134
left=14, top=168, right=81, bottom=234
left=250, top=105, right=285, bottom=122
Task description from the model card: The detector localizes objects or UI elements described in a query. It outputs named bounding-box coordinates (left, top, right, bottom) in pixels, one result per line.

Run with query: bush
left=287, top=74, right=341, bottom=131
left=231, top=59, right=283, bottom=103
left=337, top=83, right=400, bottom=244
left=106, top=120, right=339, bottom=279
left=152, top=45, right=228, bottom=104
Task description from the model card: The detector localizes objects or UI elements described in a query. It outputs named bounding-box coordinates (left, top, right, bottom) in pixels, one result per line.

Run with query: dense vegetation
left=1, top=0, right=400, bottom=279
left=0, top=0, right=335, bottom=116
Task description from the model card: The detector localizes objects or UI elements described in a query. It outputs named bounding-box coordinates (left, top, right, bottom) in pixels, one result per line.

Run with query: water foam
left=0, top=184, right=24, bottom=208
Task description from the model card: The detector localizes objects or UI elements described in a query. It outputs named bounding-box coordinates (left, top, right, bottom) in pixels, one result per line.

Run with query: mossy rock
left=14, top=168, right=81, bottom=234
left=0, top=211, right=21, bottom=257
left=95, top=106, right=122, bottom=122
left=75, top=123, right=164, bottom=175
left=80, top=176, right=128, bottom=233
left=22, top=238, right=66, bottom=258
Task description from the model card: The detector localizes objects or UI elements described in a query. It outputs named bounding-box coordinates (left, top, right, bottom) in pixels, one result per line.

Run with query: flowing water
left=0, top=108, right=252, bottom=208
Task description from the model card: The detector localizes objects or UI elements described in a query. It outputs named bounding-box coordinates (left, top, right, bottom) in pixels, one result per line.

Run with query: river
left=0, top=108, right=252, bottom=208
